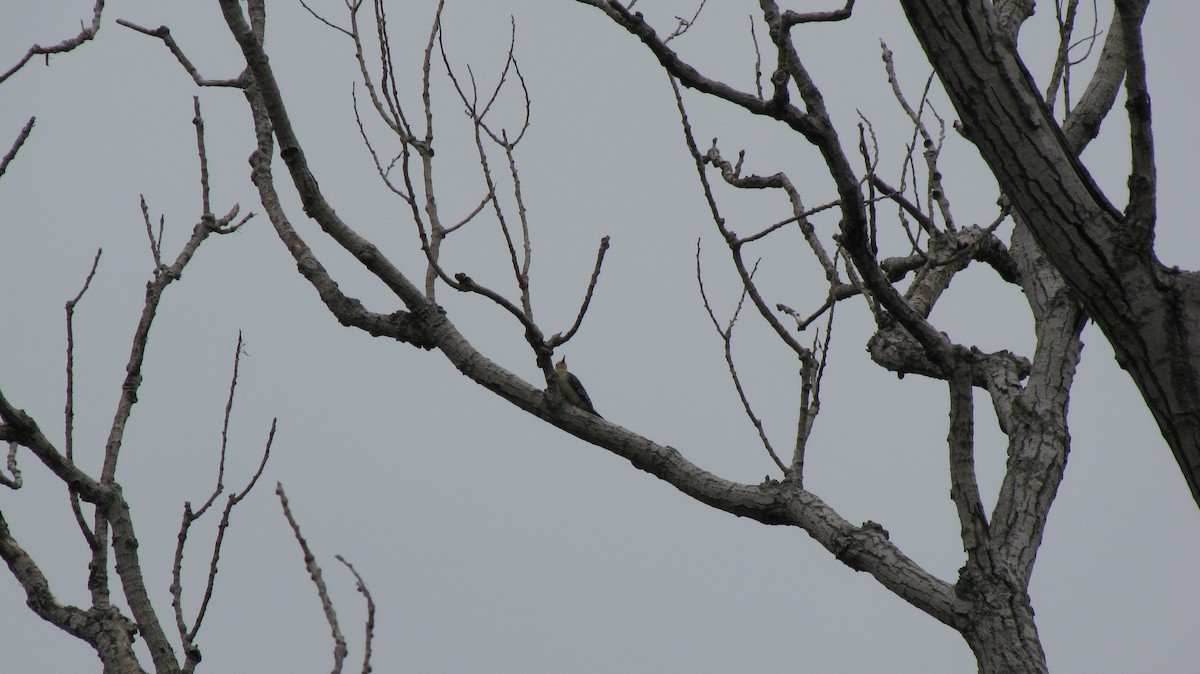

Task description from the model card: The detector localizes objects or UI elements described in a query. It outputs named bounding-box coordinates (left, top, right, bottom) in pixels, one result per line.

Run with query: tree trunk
left=899, top=0, right=1200, bottom=509
left=957, top=570, right=1048, bottom=674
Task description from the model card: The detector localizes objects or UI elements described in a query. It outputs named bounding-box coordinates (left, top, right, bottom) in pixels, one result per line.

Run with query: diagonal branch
left=118, top=20, right=248, bottom=88
left=211, top=3, right=962, bottom=633
left=696, top=247, right=787, bottom=474
left=0, top=117, right=36, bottom=181
left=278, top=484, right=348, bottom=674
left=546, top=237, right=611, bottom=350
left=901, top=0, right=1200, bottom=508
left=0, top=0, right=104, bottom=85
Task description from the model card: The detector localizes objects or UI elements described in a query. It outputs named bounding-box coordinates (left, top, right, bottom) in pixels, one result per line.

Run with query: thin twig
left=1044, top=0, right=1080, bottom=111
left=671, top=77, right=811, bottom=359
left=880, top=42, right=953, bottom=232
left=696, top=243, right=787, bottom=473
left=118, top=20, right=247, bottom=88
left=184, top=419, right=274, bottom=655
left=749, top=16, right=763, bottom=99
left=278, top=483, right=348, bottom=674
left=547, top=237, right=611, bottom=349
left=299, top=0, right=354, bottom=37
left=665, top=0, right=709, bottom=43
left=0, top=117, right=36, bottom=181
left=64, top=249, right=102, bottom=545
left=336, top=555, right=376, bottom=674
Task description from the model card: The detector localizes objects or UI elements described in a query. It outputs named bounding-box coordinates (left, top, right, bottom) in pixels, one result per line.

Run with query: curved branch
left=219, top=0, right=430, bottom=313
left=0, top=0, right=104, bottom=85
left=547, top=237, right=611, bottom=350
left=203, top=2, right=975, bottom=638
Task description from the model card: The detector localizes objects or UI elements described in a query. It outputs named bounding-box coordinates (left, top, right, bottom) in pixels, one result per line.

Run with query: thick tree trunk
left=900, top=0, right=1200, bottom=508
left=957, top=571, right=1048, bottom=674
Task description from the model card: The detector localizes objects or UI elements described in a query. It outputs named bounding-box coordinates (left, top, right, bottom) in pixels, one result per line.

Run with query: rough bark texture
left=4, top=2, right=1175, bottom=672
left=899, top=0, right=1200, bottom=508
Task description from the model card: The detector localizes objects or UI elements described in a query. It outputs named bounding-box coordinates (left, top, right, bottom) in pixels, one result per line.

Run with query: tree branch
left=0, top=117, right=35, bottom=181
left=900, top=0, right=1200, bottom=508
left=0, top=0, right=104, bottom=85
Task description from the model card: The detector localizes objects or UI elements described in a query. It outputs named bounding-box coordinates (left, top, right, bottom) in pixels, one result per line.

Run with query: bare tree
left=0, top=7, right=284, bottom=673
left=0, top=1, right=1194, bottom=672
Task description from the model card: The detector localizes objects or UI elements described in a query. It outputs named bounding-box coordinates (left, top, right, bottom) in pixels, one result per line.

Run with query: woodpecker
left=554, top=357, right=601, bottom=417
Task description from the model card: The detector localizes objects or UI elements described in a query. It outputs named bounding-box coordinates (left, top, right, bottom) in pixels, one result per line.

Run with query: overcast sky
left=2, top=2, right=1199, bottom=672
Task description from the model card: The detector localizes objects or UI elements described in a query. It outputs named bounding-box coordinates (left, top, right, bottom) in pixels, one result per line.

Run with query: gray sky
left=2, top=2, right=1198, bottom=672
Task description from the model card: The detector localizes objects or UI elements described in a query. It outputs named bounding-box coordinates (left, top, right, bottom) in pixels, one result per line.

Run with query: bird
left=554, top=357, right=601, bottom=418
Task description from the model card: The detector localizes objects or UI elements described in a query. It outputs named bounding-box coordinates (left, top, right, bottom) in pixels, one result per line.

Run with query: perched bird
left=554, top=357, right=601, bottom=418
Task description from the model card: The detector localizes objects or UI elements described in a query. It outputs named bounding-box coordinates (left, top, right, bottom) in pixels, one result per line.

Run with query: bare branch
left=69, top=98, right=247, bottom=674
left=0, top=388, right=179, bottom=671
left=546, top=237, right=611, bottom=350
left=449, top=271, right=548, bottom=350
left=696, top=245, right=786, bottom=474
left=350, top=85, right=414, bottom=204
left=176, top=416, right=274, bottom=672
left=99, top=144, right=241, bottom=486
left=669, top=79, right=810, bottom=360
left=701, top=145, right=843, bottom=278
left=139, top=196, right=164, bottom=269
left=748, top=15, right=764, bottom=99
left=880, top=43, right=953, bottom=232
left=193, top=97, right=214, bottom=219
left=664, top=0, right=709, bottom=43
left=1114, top=0, right=1154, bottom=234
left=946, top=367, right=991, bottom=569
left=574, top=0, right=824, bottom=140
left=278, top=484, right=348, bottom=674
left=241, top=74, right=439, bottom=347
left=0, top=117, right=36, bottom=181
left=0, top=510, right=139, bottom=661
left=0, top=443, right=20, bottom=489
left=738, top=197, right=840, bottom=245
left=221, top=0, right=432, bottom=315
left=780, top=0, right=856, bottom=28
left=870, top=175, right=935, bottom=237
left=1060, top=13, right=1125, bottom=152
left=1044, top=0, right=1081, bottom=110
left=0, top=0, right=104, bottom=85
left=118, top=20, right=248, bottom=88
left=298, top=0, right=354, bottom=37
left=64, top=249, right=102, bottom=545
left=336, top=555, right=376, bottom=674
left=794, top=300, right=836, bottom=476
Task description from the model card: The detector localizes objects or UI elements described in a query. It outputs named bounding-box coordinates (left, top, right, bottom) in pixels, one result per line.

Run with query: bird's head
left=555, top=356, right=567, bottom=371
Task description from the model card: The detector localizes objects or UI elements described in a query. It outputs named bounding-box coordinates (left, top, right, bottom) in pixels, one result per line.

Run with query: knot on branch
left=861, top=520, right=890, bottom=539
left=867, top=327, right=1031, bottom=385
left=834, top=524, right=887, bottom=572
left=389, top=304, right=443, bottom=350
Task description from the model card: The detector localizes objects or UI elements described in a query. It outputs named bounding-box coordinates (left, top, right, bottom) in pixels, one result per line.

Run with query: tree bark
left=900, top=0, right=1200, bottom=508
left=957, top=569, right=1048, bottom=674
